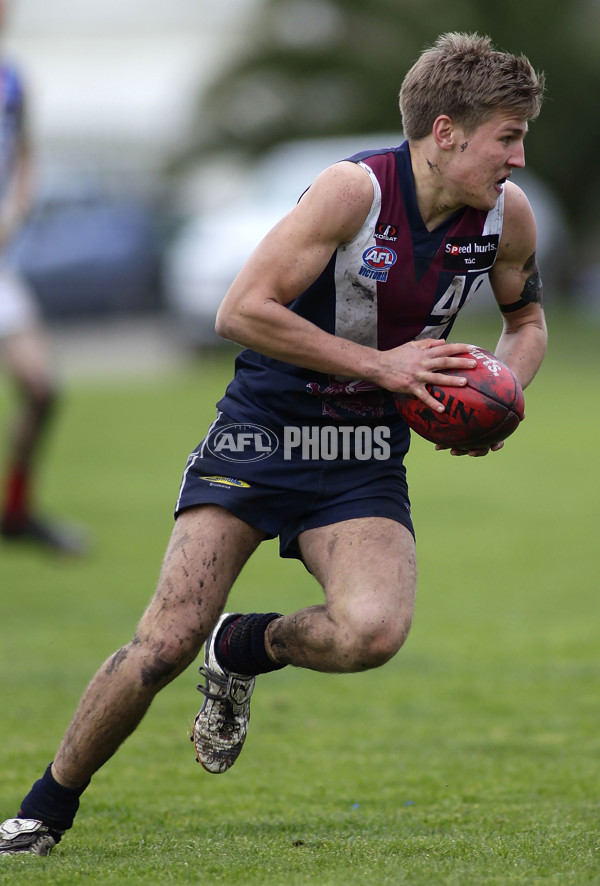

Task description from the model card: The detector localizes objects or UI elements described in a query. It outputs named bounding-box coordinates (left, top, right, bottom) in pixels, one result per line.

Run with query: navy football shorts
left=175, top=411, right=414, bottom=562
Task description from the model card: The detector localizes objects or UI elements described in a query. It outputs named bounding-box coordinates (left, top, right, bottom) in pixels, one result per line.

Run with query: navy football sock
left=216, top=612, right=285, bottom=676
left=18, top=763, right=90, bottom=840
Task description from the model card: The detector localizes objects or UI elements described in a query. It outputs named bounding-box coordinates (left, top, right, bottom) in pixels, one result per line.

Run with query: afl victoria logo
left=362, top=246, right=397, bottom=270
left=206, top=423, right=279, bottom=462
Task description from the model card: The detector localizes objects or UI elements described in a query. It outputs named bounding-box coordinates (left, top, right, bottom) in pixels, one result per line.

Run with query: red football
left=394, top=345, right=525, bottom=449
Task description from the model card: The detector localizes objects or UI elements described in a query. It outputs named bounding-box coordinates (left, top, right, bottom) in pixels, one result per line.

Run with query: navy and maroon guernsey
left=0, top=63, right=24, bottom=199
left=218, top=140, right=504, bottom=428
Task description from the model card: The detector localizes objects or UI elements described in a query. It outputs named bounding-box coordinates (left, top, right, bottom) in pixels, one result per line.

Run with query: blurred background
left=4, top=0, right=600, bottom=355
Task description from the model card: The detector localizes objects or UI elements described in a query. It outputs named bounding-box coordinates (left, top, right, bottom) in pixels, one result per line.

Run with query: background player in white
left=0, top=33, right=546, bottom=855
left=0, top=0, right=86, bottom=553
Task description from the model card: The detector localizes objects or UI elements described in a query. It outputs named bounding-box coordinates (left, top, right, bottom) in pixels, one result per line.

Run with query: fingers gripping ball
left=394, top=345, right=525, bottom=450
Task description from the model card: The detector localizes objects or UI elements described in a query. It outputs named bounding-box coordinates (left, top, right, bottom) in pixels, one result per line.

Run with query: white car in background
left=164, top=134, right=567, bottom=347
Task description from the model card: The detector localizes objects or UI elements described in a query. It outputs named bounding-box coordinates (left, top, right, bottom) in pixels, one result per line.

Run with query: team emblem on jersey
left=359, top=246, right=397, bottom=282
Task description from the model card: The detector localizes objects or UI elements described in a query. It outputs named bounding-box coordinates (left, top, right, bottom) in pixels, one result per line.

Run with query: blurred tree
left=182, top=0, right=600, bottom=243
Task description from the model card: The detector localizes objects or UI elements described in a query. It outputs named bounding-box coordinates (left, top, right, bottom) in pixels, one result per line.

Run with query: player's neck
left=408, top=142, right=464, bottom=231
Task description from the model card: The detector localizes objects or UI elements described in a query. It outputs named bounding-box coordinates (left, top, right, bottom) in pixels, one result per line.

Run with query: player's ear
left=432, top=115, right=455, bottom=151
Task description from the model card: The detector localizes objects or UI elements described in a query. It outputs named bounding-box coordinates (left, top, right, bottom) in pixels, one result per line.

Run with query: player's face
left=449, top=110, right=528, bottom=211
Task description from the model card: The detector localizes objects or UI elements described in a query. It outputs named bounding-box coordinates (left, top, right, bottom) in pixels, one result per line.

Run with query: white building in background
left=5, top=0, right=259, bottom=176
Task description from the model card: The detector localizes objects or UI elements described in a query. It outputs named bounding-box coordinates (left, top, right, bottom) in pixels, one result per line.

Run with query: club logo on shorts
left=199, top=476, right=251, bottom=488
left=206, top=423, right=279, bottom=462
left=359, top=246, right=397, bottom=282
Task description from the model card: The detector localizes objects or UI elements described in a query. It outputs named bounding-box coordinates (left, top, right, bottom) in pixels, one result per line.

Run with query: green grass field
left=0, top=311, right=598, bottom=885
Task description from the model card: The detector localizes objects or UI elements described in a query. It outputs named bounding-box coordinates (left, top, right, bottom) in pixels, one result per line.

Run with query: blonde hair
left=399, top=32, right=545, bottom=141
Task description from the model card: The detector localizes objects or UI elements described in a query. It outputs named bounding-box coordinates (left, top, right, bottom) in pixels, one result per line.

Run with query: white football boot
left=0, top=818, right=57, bottom=856
left=192, top=613, right=255, bottom=774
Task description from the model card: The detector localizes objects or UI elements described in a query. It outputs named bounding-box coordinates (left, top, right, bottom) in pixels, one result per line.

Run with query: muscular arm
left=216, top=161, right=477, bottom=411
left=488, top=181, right=547, bottom=389
left=216, top=161, right=376, bottom=375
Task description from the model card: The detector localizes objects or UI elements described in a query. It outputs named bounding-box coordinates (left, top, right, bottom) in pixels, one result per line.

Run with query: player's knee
left=338, top=606, right=413, bottom=670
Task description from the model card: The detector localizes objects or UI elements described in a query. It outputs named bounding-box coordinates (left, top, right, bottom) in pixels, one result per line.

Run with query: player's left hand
left=435, top=441, right=505, bottom=457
